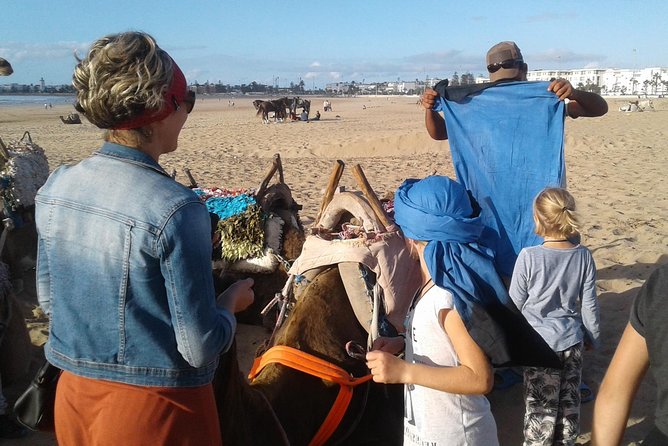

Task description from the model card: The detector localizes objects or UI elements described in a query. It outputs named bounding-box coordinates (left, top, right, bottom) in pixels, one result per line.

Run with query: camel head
left=0, top=57, right=13, bottom=76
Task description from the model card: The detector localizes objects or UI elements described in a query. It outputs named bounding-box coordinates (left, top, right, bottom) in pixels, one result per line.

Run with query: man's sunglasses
left=487, top=59, right=524, bottom=73
left=172, top=90, right=196, bottom=114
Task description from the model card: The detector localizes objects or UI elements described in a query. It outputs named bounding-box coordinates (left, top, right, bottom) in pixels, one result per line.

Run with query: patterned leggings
left=522, top=343, right=583, bottom=446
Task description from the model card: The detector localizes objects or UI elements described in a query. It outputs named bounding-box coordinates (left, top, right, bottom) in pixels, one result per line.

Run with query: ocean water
left=0, top=94, right=76, bottom=107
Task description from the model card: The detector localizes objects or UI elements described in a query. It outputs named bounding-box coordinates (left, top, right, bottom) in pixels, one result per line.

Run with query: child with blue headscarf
left=366, top=175, right=560, bottom=446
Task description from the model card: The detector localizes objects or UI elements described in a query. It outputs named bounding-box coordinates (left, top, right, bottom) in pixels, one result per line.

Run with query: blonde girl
left=509, top=187, right=600, bottom=446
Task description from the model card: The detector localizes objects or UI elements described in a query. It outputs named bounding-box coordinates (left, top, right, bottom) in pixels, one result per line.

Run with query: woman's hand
left=217, top=278, right=254, bottom=313
left=366, top=350, right=408, bottom=384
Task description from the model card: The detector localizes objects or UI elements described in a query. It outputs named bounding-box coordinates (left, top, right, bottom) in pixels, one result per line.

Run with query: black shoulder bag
left=13, top=360, right=60, bottom=432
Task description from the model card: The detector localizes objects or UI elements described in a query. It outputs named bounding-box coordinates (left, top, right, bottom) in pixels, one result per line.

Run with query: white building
left=527, top=67, right=668, bottom=96
left=386, top=81, right=418, bottom=94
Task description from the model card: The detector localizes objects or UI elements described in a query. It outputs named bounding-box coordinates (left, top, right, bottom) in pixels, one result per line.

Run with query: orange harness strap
left=248, top=345, right=373, bottom=446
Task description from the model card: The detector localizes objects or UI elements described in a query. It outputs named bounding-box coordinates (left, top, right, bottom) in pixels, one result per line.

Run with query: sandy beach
left=2, top=94, right=667, bottom=445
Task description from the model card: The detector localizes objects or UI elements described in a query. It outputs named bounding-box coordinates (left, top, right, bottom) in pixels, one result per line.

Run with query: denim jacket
left=35, top=143, right=236, bottom=387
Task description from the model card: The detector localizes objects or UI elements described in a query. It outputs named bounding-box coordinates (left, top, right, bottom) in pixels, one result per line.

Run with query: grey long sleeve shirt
left=509, top=244, right=600, bottom=352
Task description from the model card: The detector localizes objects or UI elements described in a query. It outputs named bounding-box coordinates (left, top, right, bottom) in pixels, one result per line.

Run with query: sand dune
left=2, top=95, right=667, bottom=445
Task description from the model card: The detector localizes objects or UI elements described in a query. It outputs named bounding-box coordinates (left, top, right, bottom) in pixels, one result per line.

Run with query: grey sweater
left=509, top=244, right=600, bottom=352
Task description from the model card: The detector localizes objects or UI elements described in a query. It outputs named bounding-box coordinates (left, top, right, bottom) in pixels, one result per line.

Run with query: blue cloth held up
left=434, top=81, right=566, bottom=278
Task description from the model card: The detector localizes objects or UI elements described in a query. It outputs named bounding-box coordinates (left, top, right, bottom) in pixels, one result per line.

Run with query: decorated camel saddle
left=181, top=154, right=305, bottom=326
left=0, top=131, right=49, bottom=385
left=275, top=161, right=420, bottom=342
left=184, top=154, right=304, bottom=274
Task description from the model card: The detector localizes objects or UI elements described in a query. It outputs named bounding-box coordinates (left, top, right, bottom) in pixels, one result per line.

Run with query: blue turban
left=395, top=176, right=559, bottom=368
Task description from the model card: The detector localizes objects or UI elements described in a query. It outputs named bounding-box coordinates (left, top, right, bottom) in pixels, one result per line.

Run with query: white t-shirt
left=403, top=285, right=498, bottom=446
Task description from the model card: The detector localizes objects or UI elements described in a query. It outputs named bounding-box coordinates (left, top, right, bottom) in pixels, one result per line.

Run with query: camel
left=59, top=113, right=82, bottom=124
left=214, top=266, right=403, bottom=445
left=295, top=97, right=311, bottom=115
left=0, top=133, right=48, bottom=387
left=0, top=57, right=12, bottom=76
left=0, top=268, right=32, bottom=387
left=0, top=59, right=34, bottom=385
left=212, top=162, right=410, bottom=445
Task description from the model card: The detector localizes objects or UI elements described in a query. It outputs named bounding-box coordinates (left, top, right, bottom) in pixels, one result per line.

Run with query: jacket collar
left=96, top=142, right=170, bottom=177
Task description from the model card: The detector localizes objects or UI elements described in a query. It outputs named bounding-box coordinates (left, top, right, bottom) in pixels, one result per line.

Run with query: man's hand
left=217, top=278, right=254, bottom=313
left=548, top=77, right=608, bottom=118
left=422, top=87, right=448, bottom=140
left=548, top=78, right=574, bottom=101
left=420, top=88, right=440, bottom=111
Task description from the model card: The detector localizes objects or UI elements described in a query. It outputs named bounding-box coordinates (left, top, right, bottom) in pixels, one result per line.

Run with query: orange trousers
left=55, top=371, right=222, bottom=446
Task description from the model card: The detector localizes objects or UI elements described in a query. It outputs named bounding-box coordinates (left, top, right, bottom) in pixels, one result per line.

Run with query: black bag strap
left=34, top=360, right=60, bottom=386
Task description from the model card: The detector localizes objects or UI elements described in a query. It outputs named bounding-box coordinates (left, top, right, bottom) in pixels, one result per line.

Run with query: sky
left=1, top=0, right=667, bottom=88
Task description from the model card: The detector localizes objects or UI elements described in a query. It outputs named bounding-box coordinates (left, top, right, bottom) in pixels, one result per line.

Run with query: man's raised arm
left=422, top=87, right=448, bottom=140
left=548, top=78, right=609, bottom=118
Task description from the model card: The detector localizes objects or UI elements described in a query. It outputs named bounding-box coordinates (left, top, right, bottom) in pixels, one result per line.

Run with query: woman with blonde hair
left=510, top=187, right=600, bottom=446
left=35, top=31, right=253, bottom=445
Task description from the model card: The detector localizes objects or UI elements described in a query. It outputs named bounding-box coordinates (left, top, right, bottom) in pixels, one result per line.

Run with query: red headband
left=111, top=58, right=187, bottom=130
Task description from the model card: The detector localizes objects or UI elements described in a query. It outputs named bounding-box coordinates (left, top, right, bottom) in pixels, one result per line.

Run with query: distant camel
left=60, top=113, right=82, bottom=124
left=0, top=57, right=12, bottom=76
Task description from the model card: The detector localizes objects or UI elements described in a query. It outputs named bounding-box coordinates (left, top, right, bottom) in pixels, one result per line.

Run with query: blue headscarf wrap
left=395, top=176, right=559, bottom=368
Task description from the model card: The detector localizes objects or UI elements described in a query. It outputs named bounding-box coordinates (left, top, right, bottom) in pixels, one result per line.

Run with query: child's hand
left=371, top=335, right=405, bottom=355
left=217, top=278, right=254, bottom=313
left=366, top=350, right=407, bottom=384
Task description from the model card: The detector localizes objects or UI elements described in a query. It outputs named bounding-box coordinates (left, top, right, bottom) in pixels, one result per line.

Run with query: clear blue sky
left=1, top=0, right=667, bottom=88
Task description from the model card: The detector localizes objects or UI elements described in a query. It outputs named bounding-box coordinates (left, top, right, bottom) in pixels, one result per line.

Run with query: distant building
left=527, top=67, right=668, bottom=96
left=386, top=81, right=417, bottom=94
left=5, top=66, right=667, bottom=98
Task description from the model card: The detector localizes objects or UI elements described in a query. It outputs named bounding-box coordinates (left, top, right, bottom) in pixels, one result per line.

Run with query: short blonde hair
left=533, top=187, right=581, bottom=238
left=72, top=31, right=172, bottom=135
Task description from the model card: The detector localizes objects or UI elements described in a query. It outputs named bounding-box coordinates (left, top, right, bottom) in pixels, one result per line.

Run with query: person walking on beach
left=35, top=31, right=253, bottom=445
left=420, top=41, right=608, bottom=281
left=592, top=263, right=668, bottom=445
left=509, top=187, right=600, bottom=446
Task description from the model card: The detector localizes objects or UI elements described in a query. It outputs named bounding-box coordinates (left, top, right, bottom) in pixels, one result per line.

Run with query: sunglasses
left=487, top=59, right=524, bottom=73
left=172, top=90, right=196, bottom=114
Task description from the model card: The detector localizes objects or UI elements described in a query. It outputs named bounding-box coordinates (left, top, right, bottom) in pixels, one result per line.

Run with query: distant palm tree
left=651, top=72, right=661, bottom=95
